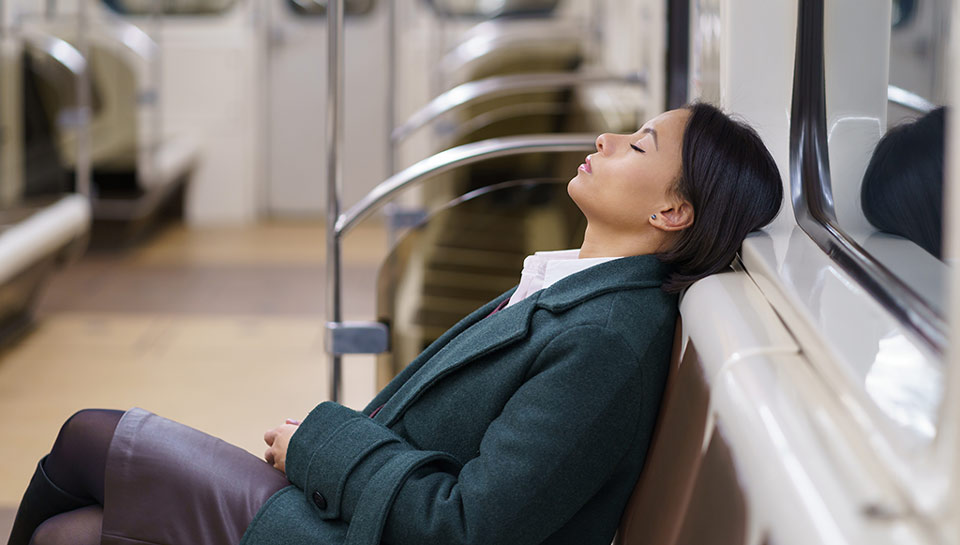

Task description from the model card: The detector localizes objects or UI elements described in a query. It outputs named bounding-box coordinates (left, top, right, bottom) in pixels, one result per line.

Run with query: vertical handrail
left=385, top=0, right=396, bottom=174
left=326, top=0, right=344, bottom=402
left=74, top=0, right=91, bottom=199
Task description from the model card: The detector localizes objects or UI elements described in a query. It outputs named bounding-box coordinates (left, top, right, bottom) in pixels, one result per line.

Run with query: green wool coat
left=240, top=254, right=678, bottom=545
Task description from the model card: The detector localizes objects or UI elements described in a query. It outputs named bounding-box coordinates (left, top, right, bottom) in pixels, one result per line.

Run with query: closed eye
left=631, top=144, right=645, bottom=153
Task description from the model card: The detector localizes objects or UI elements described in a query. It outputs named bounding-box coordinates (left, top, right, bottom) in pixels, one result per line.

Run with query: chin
left=566, top=177, right=586, bottom=213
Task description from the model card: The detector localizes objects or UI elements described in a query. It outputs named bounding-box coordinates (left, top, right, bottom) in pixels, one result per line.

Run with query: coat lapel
left=375, top=293, right=540, bottom=427
left=373, top=254, right=670, bottom=427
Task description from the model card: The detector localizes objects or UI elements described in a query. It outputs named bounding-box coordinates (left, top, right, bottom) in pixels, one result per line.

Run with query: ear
left=650, top=201, right=694, bottom=232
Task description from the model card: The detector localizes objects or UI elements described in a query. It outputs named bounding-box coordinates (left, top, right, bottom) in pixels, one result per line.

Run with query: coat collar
left=537, top=254, right=670, bottom=311
left=374, top=254, right=670, bottom=427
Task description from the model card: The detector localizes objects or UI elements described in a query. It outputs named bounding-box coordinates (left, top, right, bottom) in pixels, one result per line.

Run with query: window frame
left=789, top=0, right=947, bottom=358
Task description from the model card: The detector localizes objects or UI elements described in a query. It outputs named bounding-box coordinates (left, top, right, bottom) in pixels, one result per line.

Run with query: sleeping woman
left=8, top=101, right=782, bottom=545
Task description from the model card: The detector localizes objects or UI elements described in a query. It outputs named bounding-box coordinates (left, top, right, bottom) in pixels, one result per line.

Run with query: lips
left=579, top=154, right=593, bottom=174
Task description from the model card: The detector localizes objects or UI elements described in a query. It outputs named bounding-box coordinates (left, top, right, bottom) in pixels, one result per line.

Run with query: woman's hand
left=263, top=419, right=300, bottom=474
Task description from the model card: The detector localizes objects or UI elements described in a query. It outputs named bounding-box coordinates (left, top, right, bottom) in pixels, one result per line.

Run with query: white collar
left=505, top=249, right=621, bottom=308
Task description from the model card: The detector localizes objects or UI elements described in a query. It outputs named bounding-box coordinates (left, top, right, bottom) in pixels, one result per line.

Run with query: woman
left=8, top=102, right=782, bottom=545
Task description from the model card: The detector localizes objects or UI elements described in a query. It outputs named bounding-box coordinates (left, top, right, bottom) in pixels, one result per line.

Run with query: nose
left=596, top=133, right=609, bottom=154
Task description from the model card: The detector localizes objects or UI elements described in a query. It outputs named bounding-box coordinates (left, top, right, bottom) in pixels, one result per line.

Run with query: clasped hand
left=263, top=418, right=300, bottom=474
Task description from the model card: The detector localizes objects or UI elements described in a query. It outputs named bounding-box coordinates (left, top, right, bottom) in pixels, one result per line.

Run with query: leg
left=7, top=409, right=122, bottom=545
left=44, top=409, right=124, bottom=504
left=28, top=506, right=102, bottom=545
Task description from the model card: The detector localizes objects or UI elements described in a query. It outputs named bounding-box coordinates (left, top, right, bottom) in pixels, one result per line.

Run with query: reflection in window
left=861, top=107, right=946, bottom=259
left=892, top=0, right=917, bottom=29
left=102, top=0, right=237, bottom=15
left=864, top=330, right=941, bottom=442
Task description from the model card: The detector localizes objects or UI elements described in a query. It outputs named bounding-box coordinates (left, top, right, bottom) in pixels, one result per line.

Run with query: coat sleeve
left=284, top=324, right=649, bottom=545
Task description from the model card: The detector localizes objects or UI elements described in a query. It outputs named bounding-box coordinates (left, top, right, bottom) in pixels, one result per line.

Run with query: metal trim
left=790, top=0, right=946, bottom=355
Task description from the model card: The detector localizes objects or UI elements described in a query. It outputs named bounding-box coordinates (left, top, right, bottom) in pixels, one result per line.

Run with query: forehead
left=637, top=109, right=690, bottom=148
left=640, top=109, right=689, bottom=132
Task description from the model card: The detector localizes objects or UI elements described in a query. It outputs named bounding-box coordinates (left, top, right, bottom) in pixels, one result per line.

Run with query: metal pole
left=385, top=0, right=396, bottom=174
left=152, top=0, right=164, bottom=168
left=326, top=0, right=344, bottom=402
left=75, top=0, right=91, bottom=199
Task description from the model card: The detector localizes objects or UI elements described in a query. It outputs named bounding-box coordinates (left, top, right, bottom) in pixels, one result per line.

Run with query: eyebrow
left=641, top=128, right=659, bottom=151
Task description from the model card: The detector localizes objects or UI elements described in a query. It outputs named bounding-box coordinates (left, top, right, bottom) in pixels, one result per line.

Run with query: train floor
left=0, top=220, right=385, bottom=536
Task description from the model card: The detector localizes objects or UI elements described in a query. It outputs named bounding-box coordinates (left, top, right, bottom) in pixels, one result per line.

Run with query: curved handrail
left=107, top=18, right=159, bottom=62
left=336, top=133, right=595, bottom=237
left=391, top=71, right=647, bottom=143
left=887, top=85, right=937, bottom=114
left=290, top=0, right=325, bottom=13
left=21, top=30, right=87, bottom=76
left=445, top=102, right=568, bottom=143
left=18, top=14, right=158, bottom=61
left=440, top=19, right=587, bottom=77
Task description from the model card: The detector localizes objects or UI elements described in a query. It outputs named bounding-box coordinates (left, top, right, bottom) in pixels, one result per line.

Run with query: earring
left=651, top=214, right=657, bottom=219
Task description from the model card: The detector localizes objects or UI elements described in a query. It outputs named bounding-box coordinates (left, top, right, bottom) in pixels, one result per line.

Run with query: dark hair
left=658, top=102, right=783, bottom=292
left=860, top=107, right=945, bottom=259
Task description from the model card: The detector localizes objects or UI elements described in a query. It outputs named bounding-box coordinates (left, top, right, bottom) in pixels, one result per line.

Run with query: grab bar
left=336, top=133, right=595, bottom=236
left=326, top=134, right=595, bottom=400
left=440, top=19, right=586, bottom=77
left=391, top=71, right=647, bottom=143
left=22, top=31, right=86, bottom=77
left=21, top=29, right=92, bottom=198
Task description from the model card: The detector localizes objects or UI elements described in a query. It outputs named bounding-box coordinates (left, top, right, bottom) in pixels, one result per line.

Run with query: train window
left=102, top=0, right=238, bottom=15
left=285, top=0, right=377, bottom=17
left=821, top=0, right=950, bottom=316
left=793, top=0, right=952, bottom=442
left=423, top=0, right=561, bottom=18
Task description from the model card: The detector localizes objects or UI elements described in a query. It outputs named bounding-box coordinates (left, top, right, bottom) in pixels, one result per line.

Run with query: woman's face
left=568, top=108, right=691, bottom=234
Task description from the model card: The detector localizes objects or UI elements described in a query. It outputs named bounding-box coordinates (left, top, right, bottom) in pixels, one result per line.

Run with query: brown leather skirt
left=100, top=408, right=290, bottom=545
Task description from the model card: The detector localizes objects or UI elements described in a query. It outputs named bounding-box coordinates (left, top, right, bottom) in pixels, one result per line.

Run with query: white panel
left=941, top=0, right=960, bottom=525
left=712, top=353, right=932, bottom=545
left=266, top=2, right=388, bottom=216
left=157, top=6, right=262, bottom=225
left=742, top=229, right=946, bottom=513
left=822, top=1, right=890, bottom=238
left=690, top=0, right=797, bottom=242
left=680, top=268, right=798, bottom=384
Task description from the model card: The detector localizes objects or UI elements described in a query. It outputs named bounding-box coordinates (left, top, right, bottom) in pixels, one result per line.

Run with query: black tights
left=28, top=409, right=123, bottom=545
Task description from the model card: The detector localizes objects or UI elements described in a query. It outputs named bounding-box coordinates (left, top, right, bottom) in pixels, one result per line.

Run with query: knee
left=50, top=409, right=123, bottom=457
left=54, top=410, right=102, bottom=445
left=29, top=506, right=103, bottom=545
left=29, top=517, right=65, bottom=545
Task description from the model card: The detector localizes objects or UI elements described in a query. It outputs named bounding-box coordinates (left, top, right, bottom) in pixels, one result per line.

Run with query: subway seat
left=0, top=194, right=89, bottom=285
left=615, top=265, right=799, bottom=545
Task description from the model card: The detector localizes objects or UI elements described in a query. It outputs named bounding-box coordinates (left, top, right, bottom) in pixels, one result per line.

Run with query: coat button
left=312, top=491, right=327, bottom=510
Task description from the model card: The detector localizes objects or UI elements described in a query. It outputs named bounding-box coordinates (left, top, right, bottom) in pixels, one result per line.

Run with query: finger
left=286, top=419, right=300, bottom=425
left=264, top=428, right=276, bottom=446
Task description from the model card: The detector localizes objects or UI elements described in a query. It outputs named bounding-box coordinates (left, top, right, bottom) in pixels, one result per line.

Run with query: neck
left=579, top=222, right=667, bottom=259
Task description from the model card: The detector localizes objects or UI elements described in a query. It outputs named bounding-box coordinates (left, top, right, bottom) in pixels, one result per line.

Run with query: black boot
left=6, top=456, right=92, bottom=545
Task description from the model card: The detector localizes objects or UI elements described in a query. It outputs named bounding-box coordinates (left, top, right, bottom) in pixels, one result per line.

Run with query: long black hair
left=860, top=107, right=945, bottom=259
left=658, top=102, right=784, bottom=292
